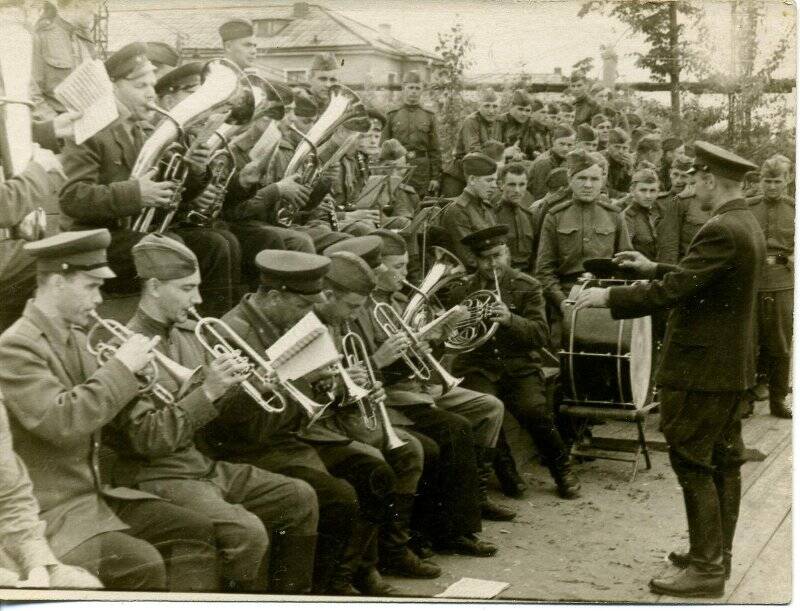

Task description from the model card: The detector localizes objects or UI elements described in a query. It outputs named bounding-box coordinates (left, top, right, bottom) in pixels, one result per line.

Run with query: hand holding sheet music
left=54, top=58, right=119, bottom=144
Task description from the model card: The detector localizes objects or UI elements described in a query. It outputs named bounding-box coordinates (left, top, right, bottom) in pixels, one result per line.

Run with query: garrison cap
left=255, top=250, right=331, bottom=297
left=365, top=105, right=386, bottom=128
left=591, top=113, right=611, bottom=127
left=313, top=230, right=349, bottom=253
left=402, top=70, right=423, bottom=84
left=479, top=88, right=500, bottom=104
left=511, top=89, right=531, bottom=107
left=461, top=224, right=509, bottom=255
left=530, top=98, right=544, bottom=112
left=380, top=138, right=407, bottom=162
left=311, top=52, right=339, bottom=72
left=146, top=42, right=179, bottom=67
left=607, top=127, right=630, bottom=145
left=132, top=233, right=198, bottom=280
left=625, top=112, right=643, bottom=128
left=462, top=152, right=497, bottom=178
left=292, top=91, right=318, bottom=118
left=559, top=101, right=574, bottom=112
left=687, top=141, right=758, bottom=181
left=761, top=154, right=792, bottom=178
left=662, top=136, right=683, bottom=152
left=576, top=123, right=597, bottom=142
left=325, top=252, right=376, bottom=296
left=671, top=153, right=693, bottom=172
left=370, top=228, right=407, bottom=256
left=265, top=79, right=294, bottom=105
left=155, top=61, right=204, bottom=96
left=551, top=123, right=575, bottom=141
left=105, top=42, right=155, bottom=81
left=589, top=151, right=608, bottom=170
left=481, top=140, right=505, bottom=162
left=219, top=18, right=254, bottom=42
left=631, top=166, right=659, bottom=184
left=566, top=149, right=600, bottom=177
left=546, top=103, right=560, bottom=115
left=24, top=229, right=115, bottom=278
left=324, top=236, right=383, bottom=270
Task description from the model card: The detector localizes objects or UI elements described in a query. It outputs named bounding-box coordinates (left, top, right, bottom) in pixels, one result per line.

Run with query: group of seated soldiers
left=0, top=3, right=793, bottom=596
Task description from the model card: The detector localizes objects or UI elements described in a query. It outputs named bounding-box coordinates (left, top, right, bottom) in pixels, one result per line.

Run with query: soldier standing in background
left=383, top=71, right=441, bottom=196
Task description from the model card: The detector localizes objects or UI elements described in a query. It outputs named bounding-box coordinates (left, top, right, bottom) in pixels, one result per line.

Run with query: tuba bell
left=402, top=246, right=465, bottom=329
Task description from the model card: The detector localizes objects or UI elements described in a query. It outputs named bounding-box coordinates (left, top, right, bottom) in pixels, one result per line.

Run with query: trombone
left=86, top=311, right=200, bottom=405
left=188, top=307, right=325, bottom=416
left=372, top=300, right=463, bottom=394
left=341, top=325, right=407, bottom=451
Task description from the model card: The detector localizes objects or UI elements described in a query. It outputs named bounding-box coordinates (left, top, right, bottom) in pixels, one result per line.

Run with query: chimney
left=554, top=67, right=562, bottom=76
left=293, top=2, right=309, bottom=18
left=379, top=23, right=391, bottom=37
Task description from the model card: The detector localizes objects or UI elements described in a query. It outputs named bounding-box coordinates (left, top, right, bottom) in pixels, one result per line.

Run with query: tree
left=579, top=1, right=700, bottom=125
left=570, top=56, right=595, bottom=81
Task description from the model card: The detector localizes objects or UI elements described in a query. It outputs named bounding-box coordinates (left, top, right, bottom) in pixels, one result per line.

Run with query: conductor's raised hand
left=138, top=168, right=178, bottom=209
left=613, top=250, right=658, bottom=277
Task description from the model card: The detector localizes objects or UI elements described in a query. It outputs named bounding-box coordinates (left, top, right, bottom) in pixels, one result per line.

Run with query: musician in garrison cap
left=440, top=88, right=503, bottom=197
left=747, top=155, right=794, bottom=419
left=0, top=229, right=221, bottom=591
left=498, top=89, right=537, bottom=162
left=31, top=0, right=97, bottom=120
left=445, top=225, right=580, bottom=500
left=574, top=123, right=599, bottom=154
left=219, top=18, right=256, bottom=70
left=308, top=52, right=340, bottom=109
left=591, top=113, right=612, bottom=151
left=102, top=234, right=319, bottom=594
left=575, top=142, right=764, bottom=599
left=146, top=41, right=180, bottom=79
left=604, top=126, right=634, bottom=198
left=383, top=70, right=442, bottom=196
left=376, top=138, right=421, bottom=221
left=526, top=123, right=575, bottom=200
left=59, top=43, right=239, bottom=317
left=439, top=152, right=499, bottom=268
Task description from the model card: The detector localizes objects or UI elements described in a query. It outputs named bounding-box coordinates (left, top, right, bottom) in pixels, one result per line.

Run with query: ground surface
left=383, top=397, right=793, bottom=603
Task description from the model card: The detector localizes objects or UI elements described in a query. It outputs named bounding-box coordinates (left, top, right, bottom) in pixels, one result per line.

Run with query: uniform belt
left=766, top=255, right=789, bottom=265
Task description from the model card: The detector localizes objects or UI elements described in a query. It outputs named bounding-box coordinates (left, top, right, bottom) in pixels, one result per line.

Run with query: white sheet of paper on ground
left=54, top=58, right=118, bottom=144
left=434, top=577, right=510, bottom=599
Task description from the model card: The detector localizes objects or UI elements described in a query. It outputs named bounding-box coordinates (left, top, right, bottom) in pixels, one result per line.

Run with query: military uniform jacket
left=656, top=190, right=710, bottom=265
left=0, top=302, right=156, bottom=557
left=609, top=199, right=765, bottom=392
left=453, top=112, right=502, bottom=160
left=535, top=197, right=632, bottom=308
left=448, top=268, right=548, bottom=381
left=529, top=121, right=551, bottom=156
left=494, top=193, right=536, bottom=272
left=383, top=104, right=442, bottom=179
left=605, top=154, right=632, bottom=199
left=32, top=15, right=96, bottom=120
left=747, top=194, right=794, bottom=291
left=622, top=201, right=660, bottom=261
left=498, top=114, right=536, bottom=160
left=440, top=188, right=499, bottom=266
left=573, top=95, right=600, bottom=128
left=526, top=149, right=566, bottom=201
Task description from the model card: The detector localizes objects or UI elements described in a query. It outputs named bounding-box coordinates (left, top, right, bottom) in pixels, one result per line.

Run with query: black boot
left=379, top=494, right=441, bottom=578
left=267, top=532, right=317, bottom=594
left=352, top=526, right=398, bottom=596
left=650, top=467, right=725, bottom=598
left=476, top=447, right=516, bottom=521
left=328, top=520, right=376, bottom=596
left=768, top=356, right=792, bottom=418
left=433, top=533, right=498, bottom=557
left=493, top=429, right=527, bottom=498
left=548, top=456, right=581, bottom=499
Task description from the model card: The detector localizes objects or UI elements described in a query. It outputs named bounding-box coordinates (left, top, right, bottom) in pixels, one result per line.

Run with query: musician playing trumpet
left=446, top=225, right=581, bottom=500
left=106, top=234, right=319, bottom=594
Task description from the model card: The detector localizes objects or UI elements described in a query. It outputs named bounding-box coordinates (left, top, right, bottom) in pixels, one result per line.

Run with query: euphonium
left=341, top=325, right=407, bottom=450
left=130, top=59, right=251, bottom=233
left=402, top=246, right=465, bottom=328
left=189, top=307, right=326, bottom=416
left=444, top=266, right=503, bottom=353
left=86, top=311, right=200, bottom=405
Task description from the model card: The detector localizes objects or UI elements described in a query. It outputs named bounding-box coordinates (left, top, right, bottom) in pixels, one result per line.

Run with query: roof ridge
left=315, top=4, right=371, bottom=47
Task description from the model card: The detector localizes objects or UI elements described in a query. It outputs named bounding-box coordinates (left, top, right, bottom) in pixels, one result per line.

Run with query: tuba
left=402, top=246, right=465, bottom=329
left=86, top=311, right=200, bottom=405
left=130, top=59, right=252, bottom=233
left=444, top=267, right=503, bottom=353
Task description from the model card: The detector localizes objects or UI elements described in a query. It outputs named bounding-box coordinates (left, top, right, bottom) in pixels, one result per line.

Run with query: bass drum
left=560, top=279, right=653, bottom=409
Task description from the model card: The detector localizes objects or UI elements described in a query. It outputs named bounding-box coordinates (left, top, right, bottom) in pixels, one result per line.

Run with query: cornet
left=86, top=311, right=200, bottom=405
left=341, top=325, right=407, bottom=451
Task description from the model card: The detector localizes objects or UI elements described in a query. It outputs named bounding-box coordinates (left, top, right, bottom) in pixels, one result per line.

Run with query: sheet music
left=434, top=577, right=510, bottom=599
left=54, top=58, right=119, bottom=144
left=266, top=312, right=340, bottom=381
left=248, top=120, right=281, bottom=161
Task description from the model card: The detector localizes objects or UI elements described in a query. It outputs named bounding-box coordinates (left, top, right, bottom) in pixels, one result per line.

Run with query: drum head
left=629, top=315, right=653, bottom=408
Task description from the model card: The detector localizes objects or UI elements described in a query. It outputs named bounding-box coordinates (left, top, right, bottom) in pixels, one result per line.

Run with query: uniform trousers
left=756, top=289, right=793, bottom=404
left=434, top=386, right=504, bottom=449
left=136, top=461, right=318, bottom=591
left=59, top=498, right=218, bottom=592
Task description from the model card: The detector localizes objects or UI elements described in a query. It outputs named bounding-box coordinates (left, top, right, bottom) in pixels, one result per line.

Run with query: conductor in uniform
left=576, top=142, right=765, bottom=598
left=383, top=71, right=441, bottom=196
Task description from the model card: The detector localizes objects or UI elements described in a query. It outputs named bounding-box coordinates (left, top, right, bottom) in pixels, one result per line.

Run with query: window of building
left=286, top=70, right=308, bottom=83
left=254, top=18, right=290, bottom=37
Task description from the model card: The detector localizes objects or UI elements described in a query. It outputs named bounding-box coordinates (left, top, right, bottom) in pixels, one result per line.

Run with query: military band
left=0, top=4, right=792, bottom=600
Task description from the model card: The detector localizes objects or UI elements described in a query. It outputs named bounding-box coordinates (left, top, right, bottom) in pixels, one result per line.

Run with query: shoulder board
left=597, top=198, right=621, bottom=213
left=548, top=199, right=574, bottom=215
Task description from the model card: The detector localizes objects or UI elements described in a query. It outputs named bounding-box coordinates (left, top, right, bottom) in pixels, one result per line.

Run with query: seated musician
left=58, top=43, right=237, bottom=316
left=439, top=153, right=500, bottom=269
left=314, top=238, right=441, bottom=580
left=105, top=234, right=319, bottom=594
left=201, top=249, right=408, bottom=596
left=356, top=229, right=514, bottom=552
left=376, top=139, right=421, bottom=222
left=0, top=230, right=219, bottom=591
left=526, top=123, right=575, bottom=201
left=492, top=163, right=536, bottom=274
left=574, top=124, right=599, bottom=154
left=145, top=41, right=179, bottom=80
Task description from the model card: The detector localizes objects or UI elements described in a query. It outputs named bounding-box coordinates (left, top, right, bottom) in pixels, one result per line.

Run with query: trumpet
left=341, top=325, right=407, bottom=451
left=189, top=307, right=326, bottom=416
left=372, top=301, right=463, bottom=394
left=445, top=267, right=503, bottom=353
left=86, top=311, right=200, bottom=405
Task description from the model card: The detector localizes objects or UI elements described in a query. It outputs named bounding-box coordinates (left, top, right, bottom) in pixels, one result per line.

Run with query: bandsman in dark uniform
left=604, top=127, right=634, bottom=198
left=219, top=19, right=257, bottom=71
left=492, top=163, right=536, bottom=273
left=447, top=225, right=580, bottom=499
left=0, top=229, right=219, bottom=591
left=591, top=113, right=613, bottom=151
left=657, top=157, right=710, bottom=265
left=576, top=142, right=764, bottom=599
left=105, top=234, right=320, bottom=594
left=526, top=123, right=575, bottom=201
left=620, top=166, right=662, bottom=262
left=574, top=123, right=599, bottom=154
left=748, top=155, right=794, bottom=419
left=383, top=70, right=441, bottom=196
